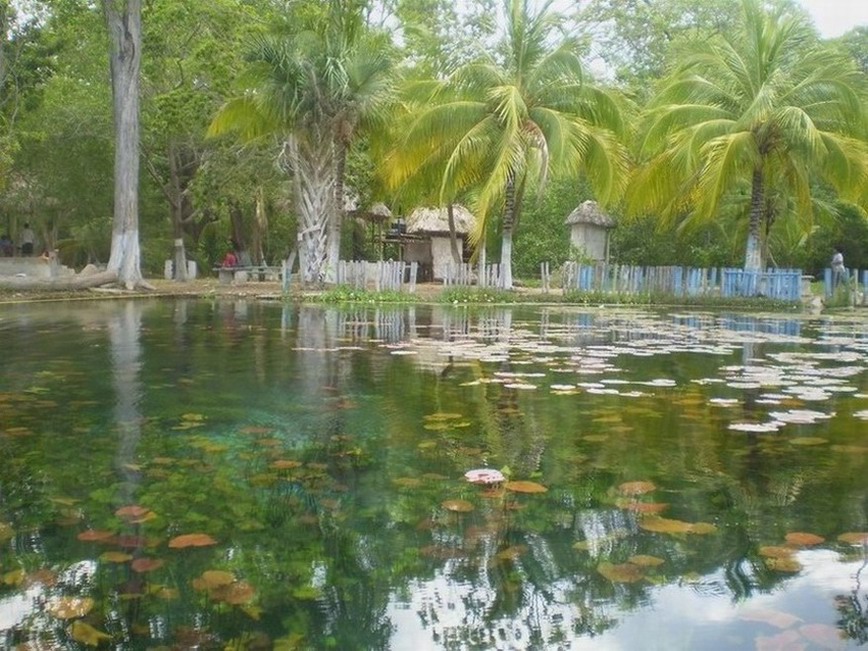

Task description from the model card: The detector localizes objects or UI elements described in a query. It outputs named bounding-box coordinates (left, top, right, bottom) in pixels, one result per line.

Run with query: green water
left=1, top=299, right=866, bottom=650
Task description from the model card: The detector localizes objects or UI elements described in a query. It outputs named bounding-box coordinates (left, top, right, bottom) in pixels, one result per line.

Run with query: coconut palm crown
left=209, top=0, right=394, bottom=284
left=629, top=0, right=868, bottom=270
left=388, top=0, right=629, bottom=289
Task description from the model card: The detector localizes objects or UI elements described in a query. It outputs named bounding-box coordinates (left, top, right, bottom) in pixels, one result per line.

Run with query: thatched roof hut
left=564, top=201, right=615, bottom=228
left=406, top=205, right=476, bottom=235
left=351, top=202, right=392, bottom=223
left=565, top=201, right=614, bottom=263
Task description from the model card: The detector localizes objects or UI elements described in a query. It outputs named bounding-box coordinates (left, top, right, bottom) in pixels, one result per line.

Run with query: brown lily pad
left=764, top=556, right=802, bottom=573
left=758, top=546, right=796, bottom=559
left=785, top=532, right=825, bottom=547
left=441, top=499, right=474, bottom=513
left=837, top=532, right=868, bottom=546
left=638, top=517, right=694, bottom=534
left=131, top=558, right=165, bottom=573
left=617, top=481, right=656, bottom=496
left=115, top=505, right=151, bottom=520
left=598, top=562, right=644, bottom=583
left=504, top=481, right=548, bottom=494
left=192, top=570, right=236, bottom=591
left=100, top=551, right=133, bottom=563
left=71, top=621, right=111, bottom=646
left=270, top=460, right=302, bottom=470
left=628, top=554, right=664, bottom=567
left=211, top=580, right=256, bottom=605
left=77, top=530, right=115, bottom=542
left=168, top=533, right=217, bottom=549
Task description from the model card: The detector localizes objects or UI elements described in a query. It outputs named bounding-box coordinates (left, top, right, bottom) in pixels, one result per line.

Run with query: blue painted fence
left=822, top=267, right=868, bottom=305
left=562, top=263, right=803, bottom=301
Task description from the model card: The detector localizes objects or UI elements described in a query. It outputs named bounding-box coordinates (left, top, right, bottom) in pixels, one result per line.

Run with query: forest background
left=0, top=0, right=866, bottom=285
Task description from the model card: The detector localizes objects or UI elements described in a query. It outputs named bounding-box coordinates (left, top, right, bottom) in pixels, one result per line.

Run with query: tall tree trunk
left=289, top=135, right=334, bottom=286
left=447, top=203, right=461, bottom=265
left=326, top=143, right=348, bottom=284
left=499, top=176, right=517, bottom=289
left=169, top=144, right=187, bottom=281
left=743, top=167, right=764, bottom=271
left=104, top=0, right=144, bottom=289
left=252, top=186, right=267, bottom=265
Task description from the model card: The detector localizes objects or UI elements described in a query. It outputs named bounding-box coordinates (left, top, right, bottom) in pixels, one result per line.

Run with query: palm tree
left=388, top=0, right=628, bottom=290
left=630, top=0, right=868, bottom=271
left=209, top=0, right=394, bottom=285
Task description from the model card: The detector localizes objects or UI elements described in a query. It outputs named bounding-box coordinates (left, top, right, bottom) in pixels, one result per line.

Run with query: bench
left=214, top=265, right=282, bottom=285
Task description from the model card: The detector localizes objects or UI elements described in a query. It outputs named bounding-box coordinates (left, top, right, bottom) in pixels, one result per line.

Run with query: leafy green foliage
left=315, top=287, right=419, bottom=303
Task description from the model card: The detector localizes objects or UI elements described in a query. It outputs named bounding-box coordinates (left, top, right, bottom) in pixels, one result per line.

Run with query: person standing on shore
left=831, top=246, right=847, bottom=289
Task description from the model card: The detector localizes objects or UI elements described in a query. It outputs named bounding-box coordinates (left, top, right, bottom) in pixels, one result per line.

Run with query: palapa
left=564, top=201, right=615, bottom=228
left=406, top=205, right=476, bottom=235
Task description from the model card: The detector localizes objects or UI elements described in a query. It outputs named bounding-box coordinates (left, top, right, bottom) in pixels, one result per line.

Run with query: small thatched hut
left=402, top=205, right=476, bottom=280
left=565, top=201, right=615, bottom=263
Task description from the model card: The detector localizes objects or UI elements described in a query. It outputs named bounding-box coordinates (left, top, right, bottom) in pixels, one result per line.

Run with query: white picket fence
left=442, top=263, right=506, bottom=288
left=336, top=260, right=418, bottom=292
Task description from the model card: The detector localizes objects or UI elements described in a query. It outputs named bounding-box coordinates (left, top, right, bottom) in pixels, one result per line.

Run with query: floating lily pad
left=0, top=522, right=13, bottom=542
left=441, top=499, right=474, bottom=513
left=597, top=562, right=644, bottom=583
left=168, top=533, right=217, bottom=549
left=193, top=570, right=236, bottom=591
left=211, top=580, right=256, bottom=605
left=115, top=505, right=151, bottom=521
left=71, top=621, right=111, bottom=646
left=504, top=481, right=547, bottom=494
left=638, top=517, right=693, bottom=534
left=100, top=551, right=132, bottom=563
left=617, top=481, right=656, bottom=496
left=131, top=558, right=165, bottom=573
left=785, top=532, right=825, bottom=546
left=47, top=596, right=94, bottom=619
left=495, top=545, right=528, bottom=561
left=270, top=460, right=302, bottom=470
left=628, top=555, right=664, bottom=567
left=392, top=477, right=423, bottom=489
left=764, top=556, right=802, bottom=573
left=77, top=530, right=114, bottom=542
left=837, top=532, right=868, bottom=546
left=787, top=437, right=828, bottom=446
left=621, top=501, right=669, bottom=515
left=758, top=546, right=795, bottom=559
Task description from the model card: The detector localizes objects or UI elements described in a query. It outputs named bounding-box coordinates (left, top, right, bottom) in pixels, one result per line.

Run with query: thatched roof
left=406, top=205, right=476, bottom=234
left=351, top=202, right=392, bottom=222
left=565, top=201, right=615, bottom=228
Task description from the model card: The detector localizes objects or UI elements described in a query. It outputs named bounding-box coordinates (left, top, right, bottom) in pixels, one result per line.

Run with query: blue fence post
left=823, top=268, right=832, bottom=297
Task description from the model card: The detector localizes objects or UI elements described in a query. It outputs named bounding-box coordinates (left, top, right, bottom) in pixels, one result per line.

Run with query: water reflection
left=0, top=301, right=866, bottom=649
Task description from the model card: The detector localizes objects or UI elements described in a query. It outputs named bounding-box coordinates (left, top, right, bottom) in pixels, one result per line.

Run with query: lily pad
left=628, top=555, right=664, bottom=567
left=758, top=546, right=796, bottom=559
left=617, top=481, right=656, bottom=496
left=837, top=532, right=868, bottom=546
left=131, top=558, right=165, bottom=573
left=764, top=556, right=802, bottom=573
left=638, top=517, right=694, bottom=534
left=71, top=621, right=111, bottom=646
left=115, top=505, right=152, bottom=521
left=0, top=521, right=13, bottom=542
left=785, top=532, right=825, bottom=546
left=192, top=570, right=236, bottom=590
left=787, top=437, right=828, bottom=446
left=504, top=481, right=548, bottom=494
left=441, top=499, right=474, bottom=513
left=100, top=551, right=133, bottom=563
left=597, top=562, right=644, bottom=583
left=77, top=530, right=115, bottom=542
left=168, top=533, right=218, bottom=549
left=270, top=460, right=302, bottom=470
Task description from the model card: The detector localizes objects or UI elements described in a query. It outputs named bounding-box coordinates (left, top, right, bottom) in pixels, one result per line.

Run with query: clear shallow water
left=0, top=299, right=866, bottom=650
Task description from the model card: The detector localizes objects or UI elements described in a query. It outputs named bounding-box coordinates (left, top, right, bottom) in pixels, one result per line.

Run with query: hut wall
left=431, top=236, right=461, bottom=280
left=569, top=224, right=608, bottom=261
left=404, top=241, right=431, bottom=266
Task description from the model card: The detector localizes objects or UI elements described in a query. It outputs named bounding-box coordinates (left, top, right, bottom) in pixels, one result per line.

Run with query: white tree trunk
left=288, top=136, right=335, bottom=286
left=500, top=228, right=513, bottom=290
left=104, top=0, right=144, bottom=290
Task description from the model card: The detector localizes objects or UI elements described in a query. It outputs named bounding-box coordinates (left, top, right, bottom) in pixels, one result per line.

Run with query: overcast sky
left=798, top=0, right=868, bottom=37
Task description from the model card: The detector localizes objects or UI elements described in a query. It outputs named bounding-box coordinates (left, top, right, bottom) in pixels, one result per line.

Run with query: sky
left=798, top=0, right=868, bottom=37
